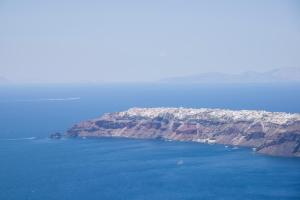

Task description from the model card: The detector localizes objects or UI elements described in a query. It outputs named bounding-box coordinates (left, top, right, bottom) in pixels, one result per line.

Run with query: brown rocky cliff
left=65, top=108, right=300, bottom=157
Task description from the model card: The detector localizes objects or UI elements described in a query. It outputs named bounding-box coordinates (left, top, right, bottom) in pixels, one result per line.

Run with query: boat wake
left=0, top=137, right=37, bottom=141
left=15, top=97, right=80, bottom=102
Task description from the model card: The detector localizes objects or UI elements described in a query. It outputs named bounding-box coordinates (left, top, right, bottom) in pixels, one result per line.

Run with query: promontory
left=64, top=107, right=300, bottom=157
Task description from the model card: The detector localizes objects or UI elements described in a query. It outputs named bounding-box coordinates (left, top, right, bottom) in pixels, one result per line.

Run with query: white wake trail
left=0, top=137, right=37, bottom=141
left=15, top=97, right=80, bottom=102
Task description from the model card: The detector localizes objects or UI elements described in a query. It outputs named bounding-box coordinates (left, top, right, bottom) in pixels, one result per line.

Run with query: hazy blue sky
left=0, top=0, right=300, bottom=83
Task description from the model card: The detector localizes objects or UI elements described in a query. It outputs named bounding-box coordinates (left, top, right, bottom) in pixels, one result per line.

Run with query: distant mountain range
left=161, top=67, right=300, bottom=84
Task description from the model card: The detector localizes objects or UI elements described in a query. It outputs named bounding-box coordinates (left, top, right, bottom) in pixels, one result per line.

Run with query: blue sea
left=0, top=83, right=300, bottom=200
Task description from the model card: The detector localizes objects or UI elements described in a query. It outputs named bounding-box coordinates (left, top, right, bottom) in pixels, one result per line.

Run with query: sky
left=0, top=0, right=300, bottom=83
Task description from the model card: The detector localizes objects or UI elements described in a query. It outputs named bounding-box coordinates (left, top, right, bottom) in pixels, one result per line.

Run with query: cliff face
left=66, top=108, right=300, bottom=157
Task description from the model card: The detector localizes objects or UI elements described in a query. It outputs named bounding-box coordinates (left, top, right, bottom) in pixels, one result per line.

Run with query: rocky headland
left=64, top=107, right=300, bottom=157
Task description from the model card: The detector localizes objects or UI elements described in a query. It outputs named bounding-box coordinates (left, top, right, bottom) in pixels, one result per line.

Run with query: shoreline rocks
left=49, top=132, right=62, bottom=139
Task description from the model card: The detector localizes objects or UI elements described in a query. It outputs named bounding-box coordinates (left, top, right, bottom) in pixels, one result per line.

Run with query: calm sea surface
left=0, top=84, right=300, bottom=200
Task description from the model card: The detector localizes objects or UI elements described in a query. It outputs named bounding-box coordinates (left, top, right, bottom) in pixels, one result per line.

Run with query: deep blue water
left=0, top=84, right=300, bottom=200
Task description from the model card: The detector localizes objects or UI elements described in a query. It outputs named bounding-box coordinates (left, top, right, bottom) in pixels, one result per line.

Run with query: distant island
left=54, top=107, right=300, bottom=157
left=161, top=67, right=300, bottom=84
